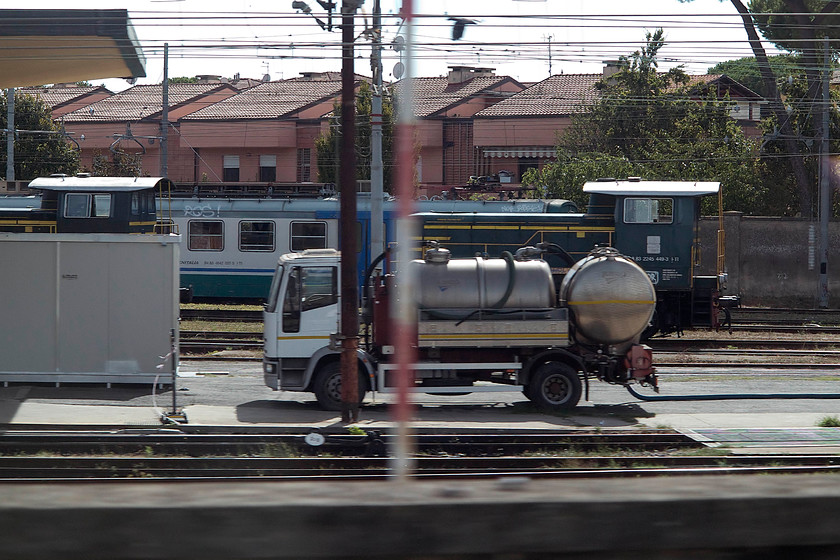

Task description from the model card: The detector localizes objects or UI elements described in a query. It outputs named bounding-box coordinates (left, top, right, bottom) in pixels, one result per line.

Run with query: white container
left=0, top=233, right=180, bottom=384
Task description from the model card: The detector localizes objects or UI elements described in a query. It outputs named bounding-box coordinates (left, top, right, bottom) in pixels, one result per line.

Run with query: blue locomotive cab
left=26, top=175, right=173, bottom=234
left=583, top=179, right=722, bottom=333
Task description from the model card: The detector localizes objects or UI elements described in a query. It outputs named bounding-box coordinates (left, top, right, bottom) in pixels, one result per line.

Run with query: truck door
left=276, top=265, right=339, bottom=359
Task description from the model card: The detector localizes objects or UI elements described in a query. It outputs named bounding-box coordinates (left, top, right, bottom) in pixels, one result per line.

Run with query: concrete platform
left=3, top=475, right=840, bottom=559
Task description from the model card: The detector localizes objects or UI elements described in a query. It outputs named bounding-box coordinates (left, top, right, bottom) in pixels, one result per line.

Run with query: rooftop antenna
left=544, top=34, right=553, bottom=76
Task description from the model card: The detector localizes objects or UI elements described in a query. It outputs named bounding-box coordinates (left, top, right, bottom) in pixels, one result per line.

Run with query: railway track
left=0, top=428, right=836, bottom=481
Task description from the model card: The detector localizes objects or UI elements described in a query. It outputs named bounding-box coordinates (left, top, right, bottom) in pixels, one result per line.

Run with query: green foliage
left=527, top=30, right=767, bottom=215
left=315, top=82, right=395, bottom=192
left=89, top=150, right=143, bottom=177
left=168, top=76, right=199, bottom=84
left=0, top=91, right=79, bottom=180
left=707, top=54, right=800, bottom=97
left=817, top=415, right=840, bottom=427
left=758, top=68, right=840, bottom=216
left=749, top=0, right=840, bottom=53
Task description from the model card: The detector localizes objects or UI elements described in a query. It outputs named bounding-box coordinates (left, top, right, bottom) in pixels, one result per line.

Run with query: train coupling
left=626, top=344, right=658, bottom=393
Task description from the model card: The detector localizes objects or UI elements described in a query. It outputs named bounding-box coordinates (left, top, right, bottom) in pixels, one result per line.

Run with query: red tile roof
left=17, top=85, right=111, bottom=110
left=61, top=83, right=236, bottom=122
left=476, top=74, right=602, bottom=117
left=182, top=80, right=345, bottom=120
left=395, top=76, right=520, bottom=117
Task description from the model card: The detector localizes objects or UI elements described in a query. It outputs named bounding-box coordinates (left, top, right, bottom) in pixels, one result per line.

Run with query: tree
left=315, top=82, right=395, bottom=192
left=707, top=54, right=800, bottom=97
left=525, top=30, right=767, bottom=214
left=681, top=0, right=837, bottom=216
left=0, top=91, right=79, bottom=180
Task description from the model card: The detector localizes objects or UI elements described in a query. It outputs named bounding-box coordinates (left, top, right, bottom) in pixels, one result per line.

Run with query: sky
left=22, top=0, right=779, bottom=91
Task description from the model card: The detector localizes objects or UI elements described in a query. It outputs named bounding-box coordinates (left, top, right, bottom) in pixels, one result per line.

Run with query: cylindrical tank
left=410, top=247, right=555, bottom=309
left=560, top=247, right=655, bottom=345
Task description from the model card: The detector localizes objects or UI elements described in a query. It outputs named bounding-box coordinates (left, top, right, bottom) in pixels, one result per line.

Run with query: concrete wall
left=700, top=213, right=839, bottom=307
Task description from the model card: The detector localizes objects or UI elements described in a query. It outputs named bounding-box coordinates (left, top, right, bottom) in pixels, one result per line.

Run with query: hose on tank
left=490, top=251, right=516, bottom=309
left=626, top=385, right=840, bottom=401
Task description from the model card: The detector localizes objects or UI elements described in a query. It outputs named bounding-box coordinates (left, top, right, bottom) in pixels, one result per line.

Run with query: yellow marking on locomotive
left=418, top=333, right=569, bottom=340
left=568, top=299, right=656, bottom=305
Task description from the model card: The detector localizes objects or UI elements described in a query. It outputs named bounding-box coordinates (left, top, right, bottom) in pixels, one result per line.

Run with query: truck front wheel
left=312, top=361, right=367, bottom=411
left=526, top=362, right=582, bottom=410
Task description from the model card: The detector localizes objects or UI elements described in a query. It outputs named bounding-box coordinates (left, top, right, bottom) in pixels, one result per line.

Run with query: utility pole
left=160, top=43, right=169, bottom=178
left=339, top=0, right=360, bottom=423
left=370, top=0, right=384, bottom=263
left=6, top=88, right=14, bottom=182
left=818, top=37, right=830, bottom=308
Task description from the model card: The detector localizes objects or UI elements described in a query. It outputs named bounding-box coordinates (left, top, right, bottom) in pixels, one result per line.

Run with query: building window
left=240, top=220, right=275, bottom=252
left=188, top=220, right=224, bottom=251
left=64, top=193, right=111, bottom=218
left=623, top=198, right=673, bottom=224
left=259, top=155, right=277, bottom=182
left=223, top=155, right=240, bottom=182
left=290, top=221, right=326, bottom=251
left=297, top=148, right=311, bottom=182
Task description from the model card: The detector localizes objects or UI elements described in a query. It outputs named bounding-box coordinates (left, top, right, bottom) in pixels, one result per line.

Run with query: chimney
left=447, top=66, right=496, bottom=84
left=602, top=60, right=625, bottom=84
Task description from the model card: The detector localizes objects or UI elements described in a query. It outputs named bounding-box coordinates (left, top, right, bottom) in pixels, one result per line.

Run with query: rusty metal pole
left=340, top=0, right=360, bottom=424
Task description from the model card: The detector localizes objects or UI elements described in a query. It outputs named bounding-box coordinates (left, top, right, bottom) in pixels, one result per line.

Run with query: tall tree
left=684, top=0, right=838, bottom=215
left=0, top=91, right=79, bottom=180
left=526, top=30, right=767, bottom=214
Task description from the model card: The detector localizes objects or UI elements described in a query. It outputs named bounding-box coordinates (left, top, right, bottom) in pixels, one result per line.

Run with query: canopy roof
left=28, top=175, right=170, bottom=192
left=0, top=9, right=145, bottom=89
left=583, top=180, right=720, bottom=197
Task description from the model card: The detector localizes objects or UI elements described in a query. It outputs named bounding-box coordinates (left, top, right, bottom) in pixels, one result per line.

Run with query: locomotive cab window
left=64, top=193, right=111, bottom=218
left=623, top=198, right=672, bottom=224
left=188, top=220, right=224, bottom=251
left=290, top=221, right=327, bottom=251
left=240, top=221, right=275, bottom=252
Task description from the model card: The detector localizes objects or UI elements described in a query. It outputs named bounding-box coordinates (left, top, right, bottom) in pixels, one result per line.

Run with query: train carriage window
left=290, top=221, right=327, bottom=251
left=64, top=193, right=111, bottom=218
left=623, top=198, right=673, bottom=224
left=240, top=221, right=275, bottom=252
left=188, top=220, right=224, bottom=251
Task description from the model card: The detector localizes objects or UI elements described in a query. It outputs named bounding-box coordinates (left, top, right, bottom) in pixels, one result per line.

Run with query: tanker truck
left=263, top=245, right=659, bottom=411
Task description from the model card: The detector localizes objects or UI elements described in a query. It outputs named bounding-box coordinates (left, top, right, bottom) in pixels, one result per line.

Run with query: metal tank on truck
left=263, top=244, right=659, bottom=410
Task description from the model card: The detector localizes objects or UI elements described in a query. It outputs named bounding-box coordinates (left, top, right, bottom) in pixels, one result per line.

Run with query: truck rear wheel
left=312, top=361, right=367, bottom=411
left=526, top=362, right=582, bottom=410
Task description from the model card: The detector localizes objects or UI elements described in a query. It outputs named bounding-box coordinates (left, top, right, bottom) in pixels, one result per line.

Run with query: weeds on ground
left=816, top=415, right=840, bottom=427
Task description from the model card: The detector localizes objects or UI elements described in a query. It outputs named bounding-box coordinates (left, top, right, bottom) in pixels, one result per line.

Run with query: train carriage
left=169, top=195, right=579, bottom=300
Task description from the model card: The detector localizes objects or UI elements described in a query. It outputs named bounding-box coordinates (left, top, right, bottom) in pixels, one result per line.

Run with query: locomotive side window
left=64, top=193, right=111, bottom=218
left=93, top=195, right=111, bottom=217
left=189, top=220, right=224, bottom=251
left=623, top=198, right=673, bottom=224
left=290, top=221, right=327, bottom=251
left=240, top=221, right=275, bottom=252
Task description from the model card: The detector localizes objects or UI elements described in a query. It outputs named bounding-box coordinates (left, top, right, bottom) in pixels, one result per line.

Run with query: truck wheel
left=526, top=363, right=582, bottom=410
left=312, top=361, right=367, bottom=411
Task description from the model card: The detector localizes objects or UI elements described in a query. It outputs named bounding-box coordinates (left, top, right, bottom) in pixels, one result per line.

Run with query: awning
left=482, top=147, right=556, bottom=158
left=0, top=9, right=146, bottom=89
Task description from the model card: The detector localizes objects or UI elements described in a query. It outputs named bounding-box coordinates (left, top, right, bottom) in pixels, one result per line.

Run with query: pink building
left=5, top=67, right=765, bottom=196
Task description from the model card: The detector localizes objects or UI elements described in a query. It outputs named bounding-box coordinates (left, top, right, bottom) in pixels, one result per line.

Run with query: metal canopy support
left=818, top=37, right=830, bottom=309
